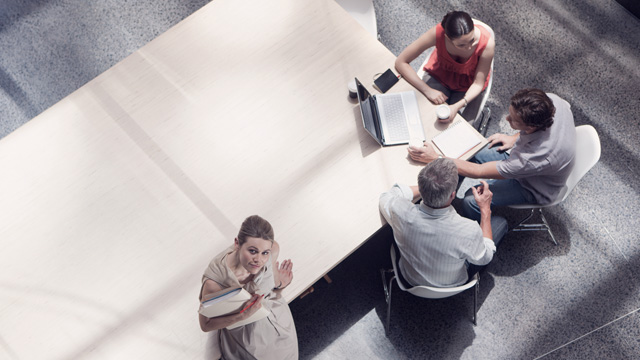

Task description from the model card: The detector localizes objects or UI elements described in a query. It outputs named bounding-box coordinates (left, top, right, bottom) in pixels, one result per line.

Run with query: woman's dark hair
left=441, top=11, right=474, bottom=39
left=510, top=88, right=556, bottom=131
left=237, top=215, right=274, bottom=245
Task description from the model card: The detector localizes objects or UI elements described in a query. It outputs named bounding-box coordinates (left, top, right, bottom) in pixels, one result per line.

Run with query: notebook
left=199, top=287, right=270, bottom=329
left=355, top=77, right=425, bottom=146
left=431, top=121, right=482, bottom=158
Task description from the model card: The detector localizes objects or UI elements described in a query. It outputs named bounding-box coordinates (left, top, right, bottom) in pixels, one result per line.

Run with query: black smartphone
left=373, top=68, right=399, bottom=93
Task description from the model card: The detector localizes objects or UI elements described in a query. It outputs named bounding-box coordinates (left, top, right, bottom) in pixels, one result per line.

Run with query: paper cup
left=436, top=104, right=451, bottom=121
left=348, top=80, right=357, bottom=98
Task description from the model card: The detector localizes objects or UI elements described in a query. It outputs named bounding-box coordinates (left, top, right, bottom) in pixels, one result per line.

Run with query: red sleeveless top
left=424, top=24, right=491, bottom=92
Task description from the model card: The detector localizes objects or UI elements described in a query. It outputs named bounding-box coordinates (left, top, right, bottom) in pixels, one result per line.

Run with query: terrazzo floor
left=1, top=0, right=639, bottom=359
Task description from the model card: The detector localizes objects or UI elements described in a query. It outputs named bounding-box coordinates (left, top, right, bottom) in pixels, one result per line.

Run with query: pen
left=239, top=294, right=264, bottom=314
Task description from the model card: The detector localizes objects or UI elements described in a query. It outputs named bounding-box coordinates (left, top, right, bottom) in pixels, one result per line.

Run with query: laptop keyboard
left=380, top=94, right=409, bottom=141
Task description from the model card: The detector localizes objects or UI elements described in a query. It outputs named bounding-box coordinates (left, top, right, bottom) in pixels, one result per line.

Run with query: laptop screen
left=355, top=78, right=381, bottom=144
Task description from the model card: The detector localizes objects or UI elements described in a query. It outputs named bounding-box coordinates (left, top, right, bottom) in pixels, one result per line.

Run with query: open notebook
left=431, top=121, right=482, bottom=159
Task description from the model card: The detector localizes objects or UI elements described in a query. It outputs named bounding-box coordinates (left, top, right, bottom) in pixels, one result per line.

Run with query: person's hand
left=275, top=259, right=293, bottom=290
left=487, top=133, right=518, bottom=151
left=407, top=142, right=440, bottom=163
left=444, top=103, right=463, bottom=122
left=471, top=180, right=493, bottom=213
left=238, top=294, right=264, bottom=319
left=423, top=87, right=448, bottom=105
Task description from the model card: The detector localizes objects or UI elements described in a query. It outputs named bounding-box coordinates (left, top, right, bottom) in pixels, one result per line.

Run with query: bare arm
left=450, top=131, right=518, bottom=177
left=449, top=36, right=495, bottom=117
left=452, top=158, right=504, bottom=179
left=270, top=241, right=293, bottom=295
left=407, top=142, right=505, bottom=179
left=394, top=26, right=447, bottom=104
left=198, top=280, right=264, bottom=332
left=409, top=185, right=421, bottom=202
left=472, top=180, right=493, bottom=240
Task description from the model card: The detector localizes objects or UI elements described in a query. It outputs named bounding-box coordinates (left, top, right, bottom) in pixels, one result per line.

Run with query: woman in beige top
left=199, top=215, right=298, bottom=360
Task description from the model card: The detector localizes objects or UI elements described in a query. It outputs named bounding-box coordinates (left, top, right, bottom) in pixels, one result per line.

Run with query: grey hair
left=417, top=158, right=458, bottom=208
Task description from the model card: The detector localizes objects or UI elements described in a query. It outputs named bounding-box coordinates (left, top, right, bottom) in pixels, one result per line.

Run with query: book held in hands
left=199, top=287, right=269, bottom=329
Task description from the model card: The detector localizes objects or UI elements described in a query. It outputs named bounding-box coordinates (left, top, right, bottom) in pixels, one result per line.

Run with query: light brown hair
left=237, top=215, right=274, bottom=246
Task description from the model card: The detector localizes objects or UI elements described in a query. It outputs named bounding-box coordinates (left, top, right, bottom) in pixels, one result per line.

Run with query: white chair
left=509, top=125, right=601, bottom=245
left=416, top=20, right=494, bottom=132
left=335, top=0, right=378, bottom=39
left=380, top=242, right=479, bottom=334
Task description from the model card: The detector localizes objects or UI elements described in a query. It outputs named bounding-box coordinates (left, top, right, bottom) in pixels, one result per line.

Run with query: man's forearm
left=379, top=184, right=417, bottom=221
left=453, top=158, right=481, bottom=178
left=409, top=185, right=421, bottom=202
left=479, top=208, right=493, bottom=241
left=452, top=158, right=504, bottom=179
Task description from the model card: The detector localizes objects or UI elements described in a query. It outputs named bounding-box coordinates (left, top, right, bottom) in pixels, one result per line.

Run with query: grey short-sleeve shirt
left=496, top=93, right=576, bottom=204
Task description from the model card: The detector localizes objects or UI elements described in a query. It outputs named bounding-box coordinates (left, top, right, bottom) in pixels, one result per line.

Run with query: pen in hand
left=239, top=294, right=264, bottom=314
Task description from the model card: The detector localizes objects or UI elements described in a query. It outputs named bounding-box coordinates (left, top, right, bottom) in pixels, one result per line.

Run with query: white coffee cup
left=436, top=104, right=451, bottom=121
left=348, top=80, right=357, bottom=98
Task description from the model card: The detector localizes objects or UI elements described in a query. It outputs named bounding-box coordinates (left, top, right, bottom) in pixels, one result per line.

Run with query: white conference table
left=0, top=0, right=486, bottom=358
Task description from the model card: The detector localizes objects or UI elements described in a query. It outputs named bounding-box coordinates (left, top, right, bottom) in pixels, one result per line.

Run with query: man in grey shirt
left=379, top=159, right=507, bottom=288
left=408, top=88, right=576, bottom=221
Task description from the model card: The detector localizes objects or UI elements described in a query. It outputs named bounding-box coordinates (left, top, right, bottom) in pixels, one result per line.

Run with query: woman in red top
left=395, top=11, right=495, bottom=124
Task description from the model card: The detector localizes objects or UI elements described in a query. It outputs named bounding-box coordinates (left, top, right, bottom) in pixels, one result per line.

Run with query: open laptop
left=355, top=77, right=425, bottom=146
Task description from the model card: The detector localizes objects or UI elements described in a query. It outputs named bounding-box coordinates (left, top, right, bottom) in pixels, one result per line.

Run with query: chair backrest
left=473, top=19, right=494, bottom=41
left=472, top=19, right=495, bottom=75
left=469, top=20, right=494, bottom=127
left=389, top=244, right=477, bottom=299
left=555, top=125, right=601, bottom=204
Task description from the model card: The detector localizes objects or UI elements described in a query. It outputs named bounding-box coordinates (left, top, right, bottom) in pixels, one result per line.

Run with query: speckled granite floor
left=1, top=0, right=639, bottom=359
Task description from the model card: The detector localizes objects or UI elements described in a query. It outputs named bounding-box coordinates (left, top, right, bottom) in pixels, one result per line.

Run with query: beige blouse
left=201, top=246, right=298, bottom=360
